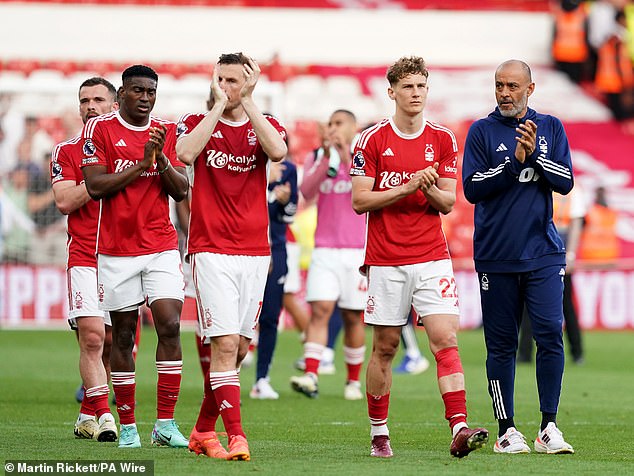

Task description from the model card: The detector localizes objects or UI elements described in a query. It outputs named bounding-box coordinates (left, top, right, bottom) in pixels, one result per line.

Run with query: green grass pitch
left=1, top=328, right=633, bottom=475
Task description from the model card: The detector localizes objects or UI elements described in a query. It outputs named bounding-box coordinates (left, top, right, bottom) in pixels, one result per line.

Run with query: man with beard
left=462, top=59, right=575, bottom=455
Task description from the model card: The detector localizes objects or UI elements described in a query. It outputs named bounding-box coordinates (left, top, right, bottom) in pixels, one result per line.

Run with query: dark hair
left=79, top=77, right=117, bottom=99
left=218, top=52, right=249, bottom=66
left=332, top=109, right=356, bottom=122
left=386, top=56, right=429, bottom=86
left=122, top=64, right=158, bottom=84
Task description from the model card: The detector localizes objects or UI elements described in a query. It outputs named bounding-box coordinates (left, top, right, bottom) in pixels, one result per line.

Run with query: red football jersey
left=51, top=135, right=99, bottom=268
left=178, top=114, right=287, bottom=256
left=351, top=118, right=458, bottom=266
left=81, top=111, right=184, bottom=256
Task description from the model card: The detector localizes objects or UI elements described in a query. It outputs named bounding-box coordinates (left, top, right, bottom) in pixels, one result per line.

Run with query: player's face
left=216, top=63, right=245, bottom=110
left=119, top=76, right=157, bottom=125
left=389, top=74, right=428, bottom=116
left=328, top=112, right=357, bottom=144
left=495, top=64, right=534, bottom=118
left=79, top=85, right=116, bottom=124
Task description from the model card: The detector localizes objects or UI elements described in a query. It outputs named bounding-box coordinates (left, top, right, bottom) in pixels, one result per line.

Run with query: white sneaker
left=74, top=418, right=98, bottom=439
left=534, top=423, right=574, bottom=454
left=319, top=360, right=336, bottom=375
left=250, top=378, right=280, bottom=400
left=344, top=380, right=363, bottom=401
left=294, top=358, right=336, bottom=375
left=493, top=427, right=531, bottom=454
left=94, top=414, right=118, bottom=442
left=290, top=373, right=318, bottom=398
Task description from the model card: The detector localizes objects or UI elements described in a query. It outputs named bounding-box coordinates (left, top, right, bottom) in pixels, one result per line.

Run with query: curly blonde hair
left=386, top=56, right=428, bottom=86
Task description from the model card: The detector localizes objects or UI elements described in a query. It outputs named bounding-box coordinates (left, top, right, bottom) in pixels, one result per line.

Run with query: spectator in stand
left=577, top=185, right=620, bottom=263
left=463, top=59, right=575, bottom=455
left=290, top=109, right=367, bottom=402
left=82, top=64, right=190, bottom=450
left=594, top=9, right=634, bottom=121
left=250, top=158, right=298, bottom=399
left=551, top=0, right=591, bottom=84
left=50, top=77, right=119, bottom=442
left=352, top=55, right=488, bottom=459
left=177, top=52, right=287, bottom=461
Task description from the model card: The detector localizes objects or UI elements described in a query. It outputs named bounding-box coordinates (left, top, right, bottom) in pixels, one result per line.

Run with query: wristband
left=157, top=162, right=170, bottom=174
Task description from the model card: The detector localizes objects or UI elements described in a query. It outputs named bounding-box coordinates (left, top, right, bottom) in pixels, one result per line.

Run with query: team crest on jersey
left=247, top=129, right=257, bottom=146
left=83, top=139, right=96, bottom=157
left=176, top=122, right=188, bottom=137
left=424, top=144, right=434, bottom=162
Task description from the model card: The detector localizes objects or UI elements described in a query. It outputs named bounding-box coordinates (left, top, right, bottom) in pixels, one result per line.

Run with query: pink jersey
left=50, top=135, right=99, bottom=268
left=301, top=150, right=366, bottom=249
left=351, top=118, right=458, bottom=266
left=178, top=114, right=287, bottom=256
left=81, top=111, right=183, bottom=256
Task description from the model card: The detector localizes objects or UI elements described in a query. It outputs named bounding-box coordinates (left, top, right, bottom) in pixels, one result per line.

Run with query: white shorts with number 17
left=364, top=259, right=460, bottom=326
left=192, top=252, right=270, bottom=340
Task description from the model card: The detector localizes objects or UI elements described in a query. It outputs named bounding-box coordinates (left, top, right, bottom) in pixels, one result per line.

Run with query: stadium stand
left=1, top=0, right=633, bottom=329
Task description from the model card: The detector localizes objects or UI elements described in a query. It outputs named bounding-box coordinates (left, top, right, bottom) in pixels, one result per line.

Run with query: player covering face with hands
left=176, top=53, right=287, bottom=461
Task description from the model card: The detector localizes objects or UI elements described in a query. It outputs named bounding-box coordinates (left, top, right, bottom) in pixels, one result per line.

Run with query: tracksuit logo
left=481, top=274, right=489, bottom=291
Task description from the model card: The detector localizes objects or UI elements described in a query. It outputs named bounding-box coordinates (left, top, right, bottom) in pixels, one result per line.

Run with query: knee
left=429, top=334, right=458, bottom=354
left=79, top=329, right=105, bottom=355
left=373, top=340, right=399, bottom=363
left=157, top=318, right=181, bottom=341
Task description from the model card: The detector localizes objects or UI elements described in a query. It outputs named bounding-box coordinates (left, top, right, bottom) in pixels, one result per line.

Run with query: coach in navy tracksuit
left=462, top=60, right=575, bottom=455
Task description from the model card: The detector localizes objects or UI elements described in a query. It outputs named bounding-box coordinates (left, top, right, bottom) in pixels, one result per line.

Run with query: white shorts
left=305, top=247, right=367, bottom=310
left=97, top=250, right=185, bottom=312
left=67, top=266, right=111, bottom=328
left=284, top=241, right=301, bottom=294
left=192, top=252, right=270, bottom=340
left=182, top=256, right=196, bottom=299
left=364, top=259, right=460, bottom=326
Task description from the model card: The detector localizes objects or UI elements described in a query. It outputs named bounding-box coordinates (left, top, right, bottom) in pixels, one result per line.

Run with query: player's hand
left=419, top=163, right=440, bottom=192
left=240, top=57, right=260, bottom=101
left=269, top=161, right=283, bottom=183
left=211, top=66, right=228, bottom=107
left=514, top=119, right=537, bottom=164
left=274, top=182, right=291, bottom=205
left=402, top=170, right=425, bottom=195
left=141, top=126, right=165, bottom=171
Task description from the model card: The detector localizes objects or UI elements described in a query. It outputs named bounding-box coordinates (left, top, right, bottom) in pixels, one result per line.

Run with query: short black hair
left=218, top=52, right=249, bottom=66
left=122, top=64, right=158, bottom=84
left=332, top=109, right=356, bottom=122
left=79, top=77, right=117, bottom=99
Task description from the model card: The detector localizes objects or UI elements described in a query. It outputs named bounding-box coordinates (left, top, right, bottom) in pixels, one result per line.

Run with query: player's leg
left=144, top=250, right=187, bottom=448
left=291, top=249, right=338, bottom=397
left=525, top=265, right=574, bottom=454
left=188, top=256, right=226, bottom=459
left=395, top=315, right=430, bottom=374
left=416, top=260, right=487, bottom=457
left=479, top=271, right=530, bottom=453
left=283, top=238, right=309, bottom=335
left=363, top=265, right=414, bottom=458
left=251, top=248, right=286, bottom=399
left=219, top=254, right=268, bottom=461
left=68, top=266, right=116, bottom=442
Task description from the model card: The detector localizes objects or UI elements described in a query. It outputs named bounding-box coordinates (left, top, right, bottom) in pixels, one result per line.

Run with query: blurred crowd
left=0, top=0, right=631, bottom=267
left=552, top=0, right=634, bottom=123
